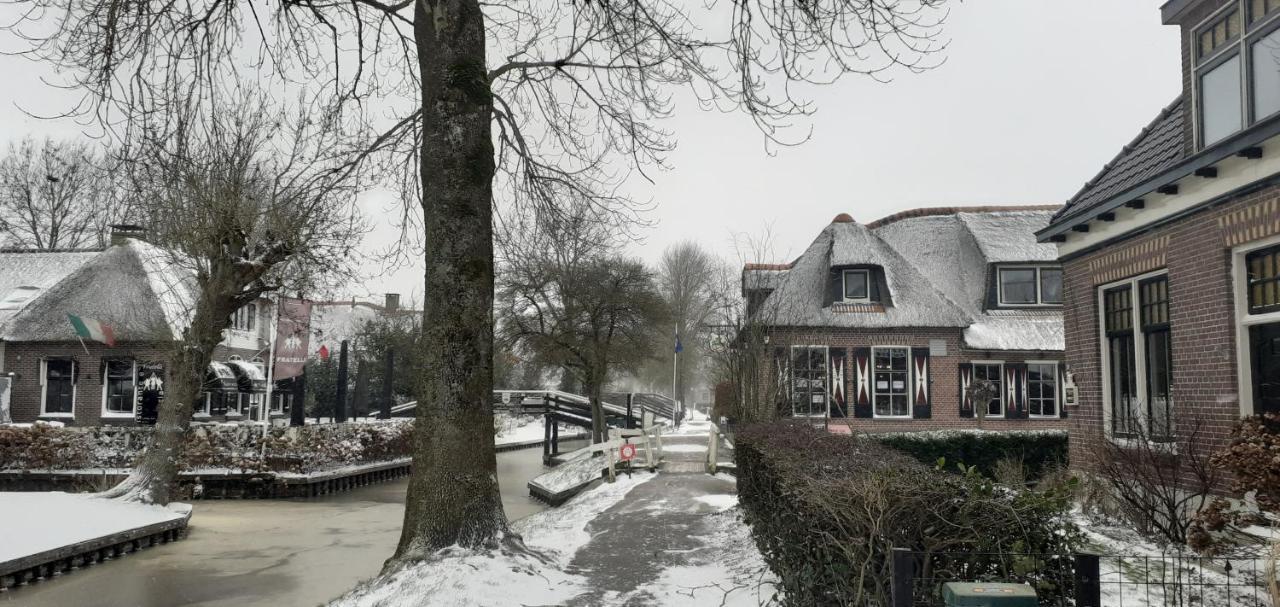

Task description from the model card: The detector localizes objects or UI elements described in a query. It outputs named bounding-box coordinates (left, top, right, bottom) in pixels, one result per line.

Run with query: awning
left=226, top=360, right=268, bottom=393
left=204, top=362, right=239, bottom=393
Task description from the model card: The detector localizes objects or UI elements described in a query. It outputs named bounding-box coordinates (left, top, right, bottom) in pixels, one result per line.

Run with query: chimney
left=110, top=224, right=147, bottom=246
left=384, top=293, right=400, bottom=312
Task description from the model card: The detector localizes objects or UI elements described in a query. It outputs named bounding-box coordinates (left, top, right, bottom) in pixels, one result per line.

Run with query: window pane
left=1202, top=55, right=1243, bottom=145
left=1040, top=269, right=1063, bottom=304
left=1254, top=29, right=1280, bottom=120
left=873, top=348, right=909, bottom=417
left=999, top=269, right=1037, bottom=304
left=1146, top=330, right=1174, bottom=438
left=843, top=271, right=868, bottom=300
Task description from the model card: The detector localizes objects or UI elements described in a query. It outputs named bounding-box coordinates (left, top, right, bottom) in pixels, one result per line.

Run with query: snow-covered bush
left=0, top=420, right=413, bottom=474
left=736, top=423, right=1081, bottom=606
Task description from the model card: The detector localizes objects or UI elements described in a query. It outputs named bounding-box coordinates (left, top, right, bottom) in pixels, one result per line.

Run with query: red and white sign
left=619, top=443, right=637, bottom=461
left=273, top=298, right=312, bottom=380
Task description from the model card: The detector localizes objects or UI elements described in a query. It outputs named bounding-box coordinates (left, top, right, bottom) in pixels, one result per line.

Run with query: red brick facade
left=768, top=327, right=1069, bottom=434
left=3, top=340, right=268, bottom=426
left=1063, top=185, right=1280, bottom=473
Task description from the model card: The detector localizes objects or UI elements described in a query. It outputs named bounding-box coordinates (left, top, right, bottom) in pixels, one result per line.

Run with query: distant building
left=0, top=227, right=289, bottom=426
left=744, top=207, right=1068, bottom=432
left=1038, top=0, right=1280, bottom=471
left=310, top=293, right=417, bottom=356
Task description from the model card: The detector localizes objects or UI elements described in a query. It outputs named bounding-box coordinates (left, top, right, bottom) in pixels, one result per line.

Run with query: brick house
left=1038, top=0, right=1280, bottom=471
left=0, top=233, right=289, bottom=426
left=744, top=207, right=1069, bottom=433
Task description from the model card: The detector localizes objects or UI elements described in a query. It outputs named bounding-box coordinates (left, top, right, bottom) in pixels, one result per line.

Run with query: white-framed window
left=1099, top=270, right=1174, bottom=440
left=971, top=361, right=1004, bottom=417
left=40, top=358, right=76, bottom=416
left=1233, top=236, right=1280, bottom=418
left=789, top=346, right=828, bottom=417
left=102, top=359, right=137, bottom=416
left=1191, top=1, right=1280, bottom=148
left=229, top=303, right=258, bottom=332
left=842, top=269, right=870, bottom=303
left=271, top=391, right=288, bottom=413
left=1026, top=361, right=1059, bottom=418
left=997, top=266, right=1063, bottom=306
left=195, top=392, right=211, bottom=416
left=872, top=346, right=910, bottom=418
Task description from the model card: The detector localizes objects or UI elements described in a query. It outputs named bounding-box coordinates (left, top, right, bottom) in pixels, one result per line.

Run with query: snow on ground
left=664, top=443, right=708, bottom=453
left=0, top=492, right=190, bottom=563
left=494, top=414, right=582, bottom=446
left=694, top=494, right=738, bottom=512
left=515, top=472, right=655, bottom=565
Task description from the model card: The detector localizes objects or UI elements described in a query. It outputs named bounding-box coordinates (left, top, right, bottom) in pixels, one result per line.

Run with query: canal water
left=2, top=441, right=587, bottom=607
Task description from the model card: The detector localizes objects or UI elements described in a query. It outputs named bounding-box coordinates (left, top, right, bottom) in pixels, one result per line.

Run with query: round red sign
left=619, top=443, right=637, bottom=461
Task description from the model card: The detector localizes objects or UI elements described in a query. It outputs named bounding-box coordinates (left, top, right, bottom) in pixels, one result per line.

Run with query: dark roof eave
left=1160, top=0, right=1198, bottom=24
left=1038, top=113, right=1280, bottom=242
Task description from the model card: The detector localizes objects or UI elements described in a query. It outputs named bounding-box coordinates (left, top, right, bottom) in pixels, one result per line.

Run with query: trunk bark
left=588, top=377, right=606, bottom=444
left=99, top=282, right=236, bottom=505
left=393, top=0, right=506, bottom=560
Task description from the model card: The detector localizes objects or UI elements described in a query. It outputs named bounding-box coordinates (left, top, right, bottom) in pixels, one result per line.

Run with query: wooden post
left=551, top=420, right=559, bottom=455
left=890, top=548, right=915, bottom=607
left=543, top=414, right=552, bottom=464
left=626, top=393, right=634, bottom=429
left=1073, top=552, right=1101, bottom=607
left=605, top=443, right=617, bottom=482
left=335, top=340, right=349, bottom=423
left=707, top=424, right=718, bottom=475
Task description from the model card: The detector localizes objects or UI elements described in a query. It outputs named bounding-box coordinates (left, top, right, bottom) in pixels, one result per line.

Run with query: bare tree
left=647, top=241, right=719, bottom=406
left=7, top=0, right=950, bottom=560
left=0, top=137, right=130, bottom=250
left=98, top=95, right=365, bottom=504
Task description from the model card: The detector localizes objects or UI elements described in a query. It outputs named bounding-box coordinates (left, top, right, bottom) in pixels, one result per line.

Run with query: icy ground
left=331, top=472, right=776, bottom=606
left=0, top=492, right=190, bottom=563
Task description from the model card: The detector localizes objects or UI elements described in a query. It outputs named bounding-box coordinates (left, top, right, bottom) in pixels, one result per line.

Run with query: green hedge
left=871, top=429, right=1068, bottom=481
left=735, top=423, right=1080, bottom=607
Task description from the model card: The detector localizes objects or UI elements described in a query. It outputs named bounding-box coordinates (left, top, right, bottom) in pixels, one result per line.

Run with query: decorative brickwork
left=1086, top=235, right=1169, bottom=286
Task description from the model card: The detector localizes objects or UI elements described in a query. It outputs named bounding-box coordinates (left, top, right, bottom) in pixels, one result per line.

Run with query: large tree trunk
left=588, top=376, right=606, bottom=444
left=393, top=0, right=506, bottom=560
left=99, top=284, right=235, bottom=505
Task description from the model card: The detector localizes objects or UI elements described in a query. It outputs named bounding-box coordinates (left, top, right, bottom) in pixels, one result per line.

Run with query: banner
left=274, top=298, right=312, bottom=380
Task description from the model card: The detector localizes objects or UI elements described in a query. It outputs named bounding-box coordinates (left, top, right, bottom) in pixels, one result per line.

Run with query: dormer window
left=997, top=266, right=1062, bottom=307
left=842, top=269, right=870, bottom=302
left=1194, top=1, right=1280, bottom=147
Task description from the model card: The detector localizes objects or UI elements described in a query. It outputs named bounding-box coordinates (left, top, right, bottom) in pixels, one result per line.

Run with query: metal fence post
left=1073, top=552, right=1101, bottom=607
left=891, top=547, right=915, bottom=607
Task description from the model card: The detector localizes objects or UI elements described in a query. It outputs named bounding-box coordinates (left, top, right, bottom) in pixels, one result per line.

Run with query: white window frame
left=1190, top=1, right=1280, bottom=149
left=997, top=265, right=1063, bottom=307
left=788, top=345, right=829, bottom=418
left=1025, top=360, right=1060, bottom=419
left=871, top=346, right=912, bottom=419
left=100, top=358, right=138, bottom=418
left=194, top=392, right=211, bottom=417
left=1098, top=269, right=1170, bottom=442
left=970, top=360, right=1005, bottom=418
left=39, top=358, right=76, bottom=418
left=842, top=269, right=871, bottom=303
left=1232, top=233, right=1280, bottom=417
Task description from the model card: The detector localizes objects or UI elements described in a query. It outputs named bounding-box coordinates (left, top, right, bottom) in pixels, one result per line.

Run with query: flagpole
left=261, top=296, right=278, bottom=451
left=672, top=330, right=678, bottom=415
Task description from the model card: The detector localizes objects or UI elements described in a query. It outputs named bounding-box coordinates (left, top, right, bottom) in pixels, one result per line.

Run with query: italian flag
left=67, top=314, right=116, bottom=347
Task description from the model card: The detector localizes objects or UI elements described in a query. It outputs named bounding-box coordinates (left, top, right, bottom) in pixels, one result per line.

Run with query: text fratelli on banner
left=274, top=298, right=313, bottom=380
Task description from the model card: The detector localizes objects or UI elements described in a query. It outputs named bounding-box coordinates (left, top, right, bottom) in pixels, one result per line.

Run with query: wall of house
left=1061, top=183, right=1280, bottom=474
left=4, top=341, right=265, bottom=426
left=767, top=327, right=1069, bottom=433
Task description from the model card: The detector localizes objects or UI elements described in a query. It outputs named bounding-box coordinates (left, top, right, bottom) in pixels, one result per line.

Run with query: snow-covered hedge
left=870, top=428, right=1068, bottom=481
left=0, top=420, right=413, bottom=474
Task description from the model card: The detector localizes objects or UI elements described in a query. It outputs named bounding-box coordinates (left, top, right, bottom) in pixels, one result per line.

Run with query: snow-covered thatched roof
left=0, top=250, right=99, bottom=329
left=0, top=240, right=197, bottom=343
left=746, top=207, right=1065, bottom=351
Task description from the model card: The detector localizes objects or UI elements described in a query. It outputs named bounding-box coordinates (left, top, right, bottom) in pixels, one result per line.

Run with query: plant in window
left=966, top=378, right=999, bottom=429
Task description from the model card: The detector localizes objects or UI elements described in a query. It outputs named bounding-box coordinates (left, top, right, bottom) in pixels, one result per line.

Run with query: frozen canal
left=2, top=441, right=586, bottom=607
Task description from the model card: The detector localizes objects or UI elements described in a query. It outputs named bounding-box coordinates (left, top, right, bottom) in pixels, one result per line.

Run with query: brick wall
left=1063, top=183, right=1280, bottom=475
left=766, top=327, right=1069, bottom=434
left=4, top=341, right=263, bottom=426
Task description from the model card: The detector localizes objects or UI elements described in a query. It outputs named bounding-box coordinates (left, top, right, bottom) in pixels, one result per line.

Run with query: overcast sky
left=0, top=1, right=1182, bottom=303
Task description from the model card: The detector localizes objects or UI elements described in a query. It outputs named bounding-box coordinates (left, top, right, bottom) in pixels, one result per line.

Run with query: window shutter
left=829, top=349, right=849, bottom=418
left=911, top=347, right=931, bottom=418
left=1058, top=361, right=1069, bottom=419
left=1005, top=362, right=1028, bottom=419
left=985, top=265, right=1000, bottom=309
left=852, top=347, right=872, bottom=418
left=825, top=268, right=841, bottom=307
left=39, top=358, right=47, bottom=387
left=873, top=268, right=893, bottom=307
left=958, top=363, right=974, bottom=418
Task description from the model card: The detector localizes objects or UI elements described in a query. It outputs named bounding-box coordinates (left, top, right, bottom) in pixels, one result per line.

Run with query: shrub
left=1190, top=414, right=1280, bottom=554
left=870, top=428, right=1068, bottom=481
left=736, top=423, right=1080, bottom=607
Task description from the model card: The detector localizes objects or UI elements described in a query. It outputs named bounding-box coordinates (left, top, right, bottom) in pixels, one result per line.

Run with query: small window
left=997, top=266, right=1062, bottom=306
left=229, top=304, right=259, bottom=332
left=973, top=362, right=1003, bottom=417
left=1199, top=9, right=1241, bottom=60
left=842, top=269, right=869, bottom=302
left=1253, top=28, right=1280, bottom=119
left=104, top=359, right=136, bottom=415
left=1248, top=244, right=1280, bottom=314
left=1201, top=55, right=1243, bottom=145
left=872, top=347, right=910, bottom=417
left=43, top=359, right=75, bottom=415
left=789, top=346, right=828, bottom=417
left=1027, top=363, right=1058, bottom=417
left=1251, top=0, right=1280, bottom=25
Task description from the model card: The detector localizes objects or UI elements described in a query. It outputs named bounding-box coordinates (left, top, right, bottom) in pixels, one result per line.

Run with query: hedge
left=871, top=428, right=1068, bottom=481
left=0, top=420, right=413, bottom=474
left=735, top=423, right=1080, bottom=606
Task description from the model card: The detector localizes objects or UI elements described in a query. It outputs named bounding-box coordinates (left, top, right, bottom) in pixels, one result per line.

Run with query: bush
left=736, top=423, right=1080, bottom=607
left=1190, top=414, right=1280, bottom=554
left=870, top=428, right=1068, bottom=481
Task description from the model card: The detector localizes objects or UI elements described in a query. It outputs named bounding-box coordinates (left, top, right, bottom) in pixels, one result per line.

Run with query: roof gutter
left=1037, top=112, right=1280, bottom=242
